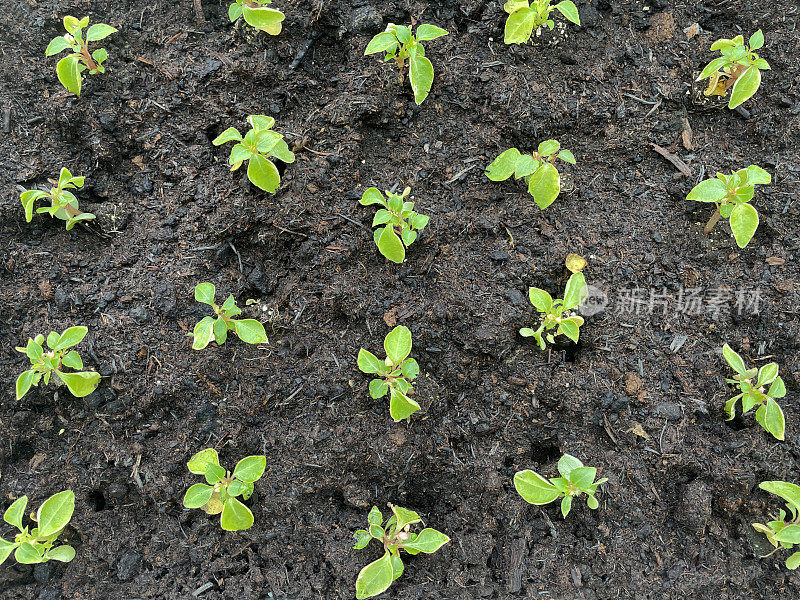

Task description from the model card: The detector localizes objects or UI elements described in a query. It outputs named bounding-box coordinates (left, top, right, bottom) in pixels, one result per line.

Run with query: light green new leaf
left=687, top=178, right=727, bottom=203
left=233, top=319, right=268, bottom=344
left=192, top=316, right=216, bottom=350
left=486, top=148, right=521, bottom=181
left=787, top=552, right=800, bottom=570
left=212, top=127, right=243, bottom=146
left=409, top=54, right=434, bottom=105
left=15, top=542, right=44, bottom=564
left=37, top=491, right=75, bottom=538
left=514, top=470, right=561, bottom=505
left=360, top=188, right=385, bottom=206
left=558, top=149, right=576, bottom=164
left=416, top=24, right=449, bottom=41
left=183, top=483, right=214, bottom=508
left=242, top=6, right=284, bottom=34
left=86, top=24, right=117, bottom=42
left=722, top=344, right=747, bottom=375
left=568, top=467, right=596, bottom=489
left=557, top=453, right=583, bottom=476
left=527, top=287, right=553, bottom=313
left=369, top=378, right=389, bottom=398
left=377, top=226, right=405, bottom=263
left=385, top=326, right=412, bottom=364
left=187, top=448, right=220, bottom=474
left=229, top=3, right=244, bottom=21
left=4, top=496, right=27, bottom=530
left=403, top=528, right=450, bottom=553
left=54, top=326, right=88, bottom=351
left=389, top=389, right=421, bottom=421
left=45, top=545, right=75, bottom=562
left=729, top=202, right=759, bottom=248
left=776, top=525, right=800, bottom=544
left=769, top=377, right=786, bottom=399
left=504, top=7, right=535, bottom=44
left=537, top=140, right=560, bottom=156
left=233, top=456, right=266, bottom=483
left=0, top=539, right=18, bottom=566
left=355, top=552, right=394, bottom=600
left=528, top=163, right=560, bottom=209
left=353, top=529, right=371, bottom=549
left=558, top=319, right=580, bottom=342
left=247, top=154, right=281, bottom=193
left=749, top=29, right=764, bottom=51
left=45, top=36, right=72, bottom=56
left=554, top=1, right=581, bottom=25
left=195, top=282, right=216, bottom=304
left=561, top=495, right=573, bottom=517
left=56, top=55, right=82, bottom=95
left=392, top=506, right=421, bottom=530
left=401, top=358, right=419, bottom=379
left=563, top=272, right=587, bottom=310
left=56, top=371, right=100, bottom=397
left=16, top=370, right=36, bottom=400
left=358, top=349, right=384, bottom=374
left=762, top=397, right=785, bottom=440
left=365, top=32, right=399, bottom=55
left=745, top=165, right=771, bottom=185
left=220, top=497, right=254, bottom=531
left=61, top=351, right=83, bottom=370
left=729, top=65, right=760, bottom=109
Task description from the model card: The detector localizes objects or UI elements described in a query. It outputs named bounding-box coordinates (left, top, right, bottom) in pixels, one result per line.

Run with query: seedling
left=753, top=481, right=800, bottom=570
left=722, top=344, right=786, bottom=440
left=364, top=23, right=448, bottom=105
left=45, top=16, right=116, bottom=95
left=486, top=141, right=576, bottom=209
left=228, top=0, right=285, bottom=34
left=503, top=0, right=580, bottom=45
left=0, top=491, right=76, bottom=566
left=687, top=165, right=770, bottom=248
left=520, top=272, right=587, bottom=349
left=20, top=168, right=95, bottom=230
left=359, top=187, right=429, bottom=263
left=15, top=327, right=100, bottom=400
left=514, top=454, right=607, bottom=518
left=353, top=504, right=449, bottom=599
left=190, top=283, right=268, bottom=350
left=698, top=30, right=769, bottom=109
left=183, top=449, right=266, bottom=531
left=357, top=326, right=420, bottom=421
left=212, top=115, right=295, bottom=193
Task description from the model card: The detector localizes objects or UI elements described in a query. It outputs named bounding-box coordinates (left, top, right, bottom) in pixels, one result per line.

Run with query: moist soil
left=2, top=1, right=800, bottom=599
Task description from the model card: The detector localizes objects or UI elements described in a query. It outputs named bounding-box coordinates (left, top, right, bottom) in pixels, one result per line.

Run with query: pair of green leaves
left=357, top=326, right=421, bottom=421
left=359, top=186, right=430, bottom=263
left=520, top=272, right=587, bottom=350
left=503, top=0, right=580, bottom=44
left=486, top=141, right=576, bottom=209
left=20, top=167, right=95, bottom=230
left=0, top=491, right=76, bottom=566
left=190, top=283, right=268, bottom=350
left=183, top=448, right=266, bottom=531
left=364, top=23, right=449, bottom=105
left=698, top=30, right=769, bottom=109
left=722, top=344, right=787, bottom=440
left=753, top=481, right=800, bottom=570
left=15, top=326, right=101, bottom=400
left=687, top=165, right=770, bottom=248
left=212, top=115, right=295, bottom=193
left=228, top=0, right=284, bottom=35
left=353, top=505, right=450, bottom=599
left=514, top=454, right=607, bottom=518
left=45, top=16, right=117, bottom=95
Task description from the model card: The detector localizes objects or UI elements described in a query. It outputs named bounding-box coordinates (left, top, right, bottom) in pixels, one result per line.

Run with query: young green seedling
left=357, top=326, right=420, bottom=421
left=753, top=481, right=800, bottom=570
left=503, top=0, right=580, bottom=44
left=722, top=343, right=787, bottom=440
left=183, top=449, right=266, bottom=531
left=0, top=491, right=76, bottom=566
left=698, top=30, right=769, bottom=109
left=520, top=272, right=587, bottom=350
left=45, top=16, right=116, bottom=95
left=20, top=168, right=95, bottom=230
left=364, top=23, right=448, bottom=105
left=228, top=0, right=285, bottom=34
left=687, top=165, right=770, bottom=248
left=15, top=327, right=100, bottom=400
left=486, top=141, right=576, bottom=209
left=190, top=283, right=268, bottom=350
left=514, top=454, right=607, bottom=518
left=212, top=115, right=295, bottom=193
left=353, top=504, right=449, bottom=599
left=359, top=187, right=430, bottom=263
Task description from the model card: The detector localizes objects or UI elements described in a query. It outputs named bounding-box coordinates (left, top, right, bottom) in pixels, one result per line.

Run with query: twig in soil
left=192, top=0, right=206, bottom=24
left=703, top=207, right=722, bottom=234
left=445, top=164, right=478, bottom=184
left=289, top=31, right=323, bottom=71
left=273, top=223, right=309, bottom=237
left=650, top=143, right=691, bottom=177
left=192, top=582, right=214, bottom=597
left=622, top=93, right=660, bottom=105
left=228, top=241, right=243, bottom=273
left=2, top=108, right=9, bottom=133
left=539, top=509, right=558, bottom=539
left=333, top=212, right=370, bottom=231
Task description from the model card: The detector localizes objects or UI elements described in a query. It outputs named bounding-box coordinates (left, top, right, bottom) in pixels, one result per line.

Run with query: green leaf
left=56, top=371, right=100, bottom=398
left=56, top=55, right=82, bottom=95
left=0, top=539, right=18, bottom=566
left=45, top=36, right=72, bottom=56
left=368, top=506, right=383, bottom=526
left=365, top=32, right=399, bottom=55
left=403, top=528, right=449, bottom=553
left=353, top=529, right=371, bottom=549
left=745, top=165, right=771, bottom=185
left=369, top=378, right=389, bottom=399
left=248, top=114, right=275, bottom=131
left=787, top=552, right=800, bottom=570
left=776, top=525, right=800, bottom=544
left=729, top=202, right=759, bottom=248
left=61, top=350, right=83, bottom=370
left=205, top=464, right=225, bottom=485
left=183, top=484, right=214, bottom=508
left=749, top=29, right=764, bottom=51
left=241, top=6, right=285, bottom=34
left=220, top=497, right=254, bottom=531
left=233, top=319, right=268, bottom=344
left=358, top=349, right=384, bottom=374
left=392, top=505, right=421, bottom=530
left=504, top=7, right=535, bottom=44
left=560, top=495, right=573, bottom=517
left=233, top=456, right=266, bottom=483
left=4, top=496, right=27, bottom=530
left=47, top=331, right=60, bottom=349
left=192, top=316, right=216, bottom=350
left=769, top=377, right=786, bottom=399
left=53, top=326, right=88, bottom=351
left=247, top=154, right=281, bottom=193
left=558, top=319, right=580, bottom=342
left=360, top=188, right=385, bottom=206
left=212, top=127, right=243, bottom=146
left=528, top=162, right=560, bottom=209
left=394, top=25, right=412, bottom=44
left=514, top=470, right=561, bottom=505
left=401, top=358, right=419, bottom=379
left=722, top=344, right=747, bottom=375
left=385, top=326, right=412, bottom=364
left=45, top=545, right=75, bottom=562
left=568, top=467, right=596, bottom=490
left=194, top=282, right=216, bottom=304
left=587, top=494, right=599, bottom=509
left=408, top=54, right=434, bottom=105
left=729, top=65, right=761, bottom=109
left=557, top=454, right=583, bottom=476
left=757, top=363, right=779, bottom=387
left=372, top=209, right=392, bottom=226
left=91, top=48, right=108, bottom=67
left=527, top=288, right=553, bottom=313
left=554, top=1, right=580, bottom=25
left=16, top=370, right=36, bottom=400
left=557, top=149, right=576, bottom=164
left=377, top=226, right=405, bottom=263
left=411, top=213, right=429, bottom=230
left=187, top=448, right=219, bottom=474
left=687, top=178, right=727, bottom=203
left=389, top=389, right=421, bottom=421
left=699, top=56, right=728, bottom=79
left=36, top=490, right=75, bottom=537
left=416, top=24, right=449, bottom=41
left=486, top=148, right=521, bottom=181
left=355, top=552, right=394, bottom=599
left=537, top=140, right=560, bottom=156
left=269, top=138, right=295, bottom=163
left=212, top=317, right=228, bottom=345
left=390, top=553, right=404, bottom=579
left=86, top=24, right=117, bottom=42
left=563, top=272, right=587, bottom=310
left=15, top=542, right=44, bottom=564
left=229, top=2, right=244, bottom=21
left=762, top=397, right=785, bottom=441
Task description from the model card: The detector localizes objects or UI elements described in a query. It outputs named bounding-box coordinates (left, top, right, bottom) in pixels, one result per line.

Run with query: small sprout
left=359, top=186, right=430, bottom=263
left=183, top=449, right=266, bottom=531
left=514, top=454, right=607, bottom=518
left=753, top=481, right=800, bottom=570
left=353, top=504, right=449, bottom=599
left=503, top=0, right=580, bottom=44
left=15, top=327, right=100, bottom=400
left=45, top=16, right=117, bottom=96
left=228, top=0, right=285, bottom=34
left=189, top=283, right=268, bottom=350
left=365, top=23, right=449, bottom=105
left=20, top=168, right=95, bottom=230
left=486, top=141, right=576, bottom=209
left=357, top=326, right=421, bottom=421
left=520, top=272, right=587, bottom=350
left=687, top=165, right=770, bottom=248
left=697, top=30, right=769, bottom=109
left=212, top=115, right=295, bottom=193
left=0, top=491, right=76, bottom=566
left=722, top=344, right=787, bottom=440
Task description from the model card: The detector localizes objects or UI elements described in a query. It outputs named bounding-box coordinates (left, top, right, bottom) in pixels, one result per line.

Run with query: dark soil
left=2, top=0, right=800, bottom=598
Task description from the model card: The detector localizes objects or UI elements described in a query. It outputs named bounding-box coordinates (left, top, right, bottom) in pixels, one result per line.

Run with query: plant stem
left=704, top=207, right=721, bottom=234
